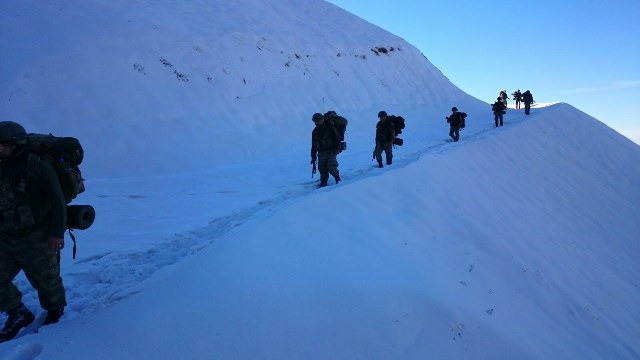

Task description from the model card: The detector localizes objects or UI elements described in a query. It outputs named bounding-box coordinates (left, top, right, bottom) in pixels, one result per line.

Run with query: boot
left=0, top=304, right=35, bottom=343
left=43, top=308, right=64, bottom=326
left=377, top=160, right=383, bottom=168
left=334, top=175, right=341, bottom=184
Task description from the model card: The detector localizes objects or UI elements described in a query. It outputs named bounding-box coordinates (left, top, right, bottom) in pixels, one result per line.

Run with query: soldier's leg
left=373, top=143, right=383, bottom=167
left=0, top=249, right=23, bottom=312
left=317, top=152, right=330, bottom=186
left=327, top=154, right=340, bottom=183
left=21, top=232, right=66, bottom=311
left=494, top=114, right=499, bottom=127
left=384, top=143, right=393, bottom=165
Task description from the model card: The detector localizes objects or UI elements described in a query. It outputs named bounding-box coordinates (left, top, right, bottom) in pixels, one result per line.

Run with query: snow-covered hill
left=0, top=1, right=638, bottom=359
left=1, top=0, right=478, bottom=177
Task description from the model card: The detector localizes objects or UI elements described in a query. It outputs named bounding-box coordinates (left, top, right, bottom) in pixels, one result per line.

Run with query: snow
left=1, top=0, right=639, bottom=359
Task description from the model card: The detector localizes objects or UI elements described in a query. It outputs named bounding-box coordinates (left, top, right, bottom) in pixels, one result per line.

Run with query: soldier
left=0, top=121, right=67, bottom=342
left=522, top=90, right=534, bottom=115
left=499, top=90, right=508, bottom=108
left=512, top=89, right=522, bottom=109
left=373, top=111, right=395, bottom=168
left=310, top=113, right=341, bottom=187
left=446, top=107, right=466, bottom=142
left=492, top=97, right=506, bottom=127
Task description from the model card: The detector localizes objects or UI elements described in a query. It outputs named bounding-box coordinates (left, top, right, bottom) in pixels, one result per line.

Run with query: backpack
left=315, top=122, right=341, bottom=151
left=388, top=115, right=405, bottom=136
left=325, top=112, right=348, bottom=150
left=27, top=133, right=94, bottom=258
left=27, top=133, right=85, bottom=204
left=492, top=102, right=505, bottom=114
left=458, top=112, right=467, bottom=129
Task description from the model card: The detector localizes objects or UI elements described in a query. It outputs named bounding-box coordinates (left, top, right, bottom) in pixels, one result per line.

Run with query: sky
left=325, top=0, right=640, bottom=144
left=0, top=0, right=639, bottom=359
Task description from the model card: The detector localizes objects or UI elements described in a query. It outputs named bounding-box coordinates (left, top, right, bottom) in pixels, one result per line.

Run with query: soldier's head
left=0, top=121, right=27, bottom=159
left=378, top=111, right=387, bottom=119
left=312, top=112, right=324, bottom=125
left=451, top=107, right=458, bottom=112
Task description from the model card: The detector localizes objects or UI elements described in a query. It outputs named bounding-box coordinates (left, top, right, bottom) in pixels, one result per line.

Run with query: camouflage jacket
left=0, top=148, right=66, bottom=239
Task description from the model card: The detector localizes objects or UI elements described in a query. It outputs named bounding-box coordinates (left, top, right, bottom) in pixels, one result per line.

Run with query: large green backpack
left=324, top=111, right=348, bottom=141
left=27, top=133, right=95, bottom=258
left=27, top=133, right=85, bottom=203
left=324, top=111, right=348, bottom=151
left=388, top=115, right=405, bottom=136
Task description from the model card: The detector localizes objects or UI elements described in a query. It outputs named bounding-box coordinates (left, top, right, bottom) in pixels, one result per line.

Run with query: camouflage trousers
left=374, top=141, right=393, bottom=165
left=494, top=113, right=504, bottom=127
left=0, top=229, right=66, bottom=312
left=317, top=150, right=339, bottom=184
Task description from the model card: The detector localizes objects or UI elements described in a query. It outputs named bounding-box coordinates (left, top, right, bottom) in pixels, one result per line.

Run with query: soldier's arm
left=40, top=161, right=67, bottom=238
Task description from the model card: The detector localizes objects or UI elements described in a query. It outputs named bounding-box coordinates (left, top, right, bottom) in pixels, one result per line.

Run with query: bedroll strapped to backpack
left=27, top=133, right=95, bottom=259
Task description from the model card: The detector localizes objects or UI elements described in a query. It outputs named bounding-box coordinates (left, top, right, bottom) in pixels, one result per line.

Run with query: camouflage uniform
left=0, top=149, right=67, bottom=313
left=311, top=117, right=341, bottom=187
left=512, top=90, right=522, bottom=109
left=492, top=100, right=505, bottom=127
left=374, top=113, right=395, bottom=167
left=522, top=90, right=534, bottom=115
left=447, top=108, right=465, bottom=142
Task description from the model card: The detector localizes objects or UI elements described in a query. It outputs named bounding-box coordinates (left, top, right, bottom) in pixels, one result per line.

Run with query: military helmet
left=451, top=107, right=458, bottom=112
left=325, top=110, right=337, bottom=117
left=0, top=121, right=28, bottom=145
left=378, top=111, right=387, bottom=118
left=312, top=113, right=323, bottom=122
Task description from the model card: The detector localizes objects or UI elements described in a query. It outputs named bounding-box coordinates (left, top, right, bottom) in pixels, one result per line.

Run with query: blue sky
left=326, top=0, right=640, bottom=144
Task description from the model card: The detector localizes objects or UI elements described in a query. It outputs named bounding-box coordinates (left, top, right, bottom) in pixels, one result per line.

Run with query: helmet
left=378, top=111, right=387, bottom=118
left=325, top=110, right=337, bottom=117
left=451, top=107, right=458, bottom=112
left=312, top=113, right=323, bottom=122
left=0, top=121, right=27, bottom=144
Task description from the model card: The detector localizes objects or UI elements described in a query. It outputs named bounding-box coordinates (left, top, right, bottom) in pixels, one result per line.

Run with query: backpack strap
left=67, top=228, right=77, bottom=259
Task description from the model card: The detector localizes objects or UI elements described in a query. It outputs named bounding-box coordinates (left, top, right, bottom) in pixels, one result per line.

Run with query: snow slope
left=0, top=0, right=639, bottom=359
left=1, top=0, right=477, bottom=178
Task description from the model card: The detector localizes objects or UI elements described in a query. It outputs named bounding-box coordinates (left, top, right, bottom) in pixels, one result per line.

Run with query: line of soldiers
left=310, top=110, right=401, bottom=188
left=311, top=91, right=536, bottom=188
left=492, top=89, right=535, bottom=127
left=510, top=89, right=534, bottom=114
